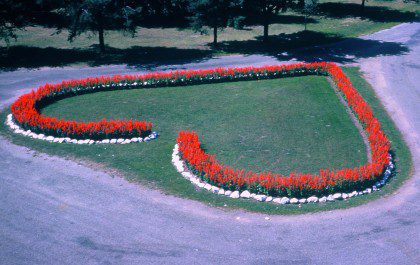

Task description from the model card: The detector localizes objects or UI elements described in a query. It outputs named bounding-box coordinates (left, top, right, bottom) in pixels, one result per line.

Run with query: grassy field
left=0, top=67, right=412, bottom=214
left=0, top=0, right=418, bottom=68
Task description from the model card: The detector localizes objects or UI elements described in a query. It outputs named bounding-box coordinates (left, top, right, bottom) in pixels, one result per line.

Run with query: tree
left=303, top=0, right=317, bottom=31
left=245, top=0, right=293, bottom=42
left=188, top=0, right=242, bottom=47
left=0, top=1, right=29, bottom=45
left=297, top=0, right=304, bottom=8
left=1, top=0, right=69, bottom=46
left=134, top=0, right=190, bottom=27
left=139, top=0, right=187, bottom=18
left=64, top=0, right=140, bottom=53
left=361, top=0, right=367, bottom=13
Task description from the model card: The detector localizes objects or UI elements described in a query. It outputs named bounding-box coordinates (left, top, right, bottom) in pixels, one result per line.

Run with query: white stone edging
left=172, top=144, right=394, bottom=204
left=5, top=114, right=158, bottom=145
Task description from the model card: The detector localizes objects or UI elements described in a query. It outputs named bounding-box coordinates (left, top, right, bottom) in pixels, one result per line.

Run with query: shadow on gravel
left=0, top=45, right=213, bottom=71
left=315, top=3, right=418, bottom=22
left=216, top=31, right=410, bottom=63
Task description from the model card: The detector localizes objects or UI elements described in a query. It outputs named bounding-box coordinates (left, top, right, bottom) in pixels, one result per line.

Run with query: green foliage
left=0, top=0, right=29, bottom=45
left=304, top=0, right=318, bottom=13
left=228, top=16, right=246, bottom=29
left=303, top=0, right=318, bottom=30
left=188, top=0, right=243, bottom=45
left=64, top=0, right=141, bottom=52
left=0, top=0, right=69, bottom=44
left=244, top=0, right=295, bottom=41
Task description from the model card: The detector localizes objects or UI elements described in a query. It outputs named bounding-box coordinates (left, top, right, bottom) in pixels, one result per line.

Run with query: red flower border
left=176, top=62, right=390, bottom=197
left=10, top=81, right=153, bottom=140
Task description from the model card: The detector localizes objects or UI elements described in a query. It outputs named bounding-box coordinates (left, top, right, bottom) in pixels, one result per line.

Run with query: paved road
left=0, top=23, right=419, bottom=264
left=359, top=23, right=420, bottom=160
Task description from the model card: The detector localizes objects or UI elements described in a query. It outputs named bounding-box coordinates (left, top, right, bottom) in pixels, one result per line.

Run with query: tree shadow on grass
left=271, top=14, right=318, bottom=24
left=0, top=30, right=410, bottom=70
left=217, top=31, right=342, bottom=54
left=216, top=31, right=410, bottom=63
left=315, top=2, right=418, bottom=22
left=0, top=45, right=213, bottom=71
left=245, top=14, right=318, bottom=26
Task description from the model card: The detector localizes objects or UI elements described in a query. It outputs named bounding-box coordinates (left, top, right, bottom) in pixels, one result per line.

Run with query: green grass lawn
left=0, top=68, right=412, bottom=214
left=39, top=75, right=367, bottom=174
left=1, top=0, right=418, bottom=68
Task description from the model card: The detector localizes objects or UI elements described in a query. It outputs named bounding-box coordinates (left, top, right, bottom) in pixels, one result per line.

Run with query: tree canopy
left=244, top=0, right=294, bottom=42
left=188, top=0, right=243, bottom=46
left=64, top=0, right=140, bottom=53
left=0, top=1, right=31, bottom=45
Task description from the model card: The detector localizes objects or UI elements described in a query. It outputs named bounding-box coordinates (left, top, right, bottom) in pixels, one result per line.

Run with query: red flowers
left=176, top=62, right=390, bottom=197
left=10, top=76, right=155, bottom=140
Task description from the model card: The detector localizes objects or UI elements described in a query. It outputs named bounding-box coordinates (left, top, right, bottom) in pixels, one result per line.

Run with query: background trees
left=136, top=0, right=189, bottom=26
left=188, top=0, right=243, bottom=46
left=1, top=0, right=417, bottom=53
left=64, top=0, right=140, bottom=53
left=0, top=0, right=68, bottom=45
left=303, top=0, right=318, bottom=30
left=0, top=1, right=30, bottom=45
left=243, top=0, right=294, bottom=42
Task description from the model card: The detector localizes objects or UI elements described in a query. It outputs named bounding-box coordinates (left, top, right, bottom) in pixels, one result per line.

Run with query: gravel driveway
left=0, top=23, right=419, bottom=265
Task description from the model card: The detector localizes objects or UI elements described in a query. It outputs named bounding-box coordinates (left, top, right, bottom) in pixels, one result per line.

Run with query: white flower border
left=5, top=114, right=158, bottom=145
left=172, top=144, right=394, bottom=204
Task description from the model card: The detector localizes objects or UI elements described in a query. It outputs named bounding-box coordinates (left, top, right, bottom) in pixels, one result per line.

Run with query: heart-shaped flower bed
left=8, top=62, right=391, bottom=199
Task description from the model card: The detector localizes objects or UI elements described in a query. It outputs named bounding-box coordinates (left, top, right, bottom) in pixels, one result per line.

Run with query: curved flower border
left=173, top=144, right=394, bottom=204
left=6, top=114, right=157, bottom=144
left=174, top=62, right=392, bottom=199
left=10, top=76, right=156, bottom=141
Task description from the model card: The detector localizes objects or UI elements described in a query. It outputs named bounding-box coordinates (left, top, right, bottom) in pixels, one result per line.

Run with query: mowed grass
left=39, top=76, right=367, bottom=174
left=0, top=68, right=412, bottom=214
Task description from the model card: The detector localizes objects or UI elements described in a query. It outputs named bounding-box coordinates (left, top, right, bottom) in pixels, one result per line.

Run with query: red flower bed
left=176, top=62, right=390, bottom=197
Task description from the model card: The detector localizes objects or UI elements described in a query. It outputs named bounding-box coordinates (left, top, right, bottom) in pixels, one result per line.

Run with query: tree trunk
left=213, top=25, right=218, bottom=46
left=361, top=0, right=366, bottom=13
left=263, top=21, right=269, bottom=42
left=98, top=26, right=105, bottom=54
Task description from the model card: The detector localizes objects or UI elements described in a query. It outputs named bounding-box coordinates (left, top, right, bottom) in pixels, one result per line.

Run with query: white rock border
left=172, top=144, right=394, bottom=204
left=5, top=114, right=158, bottom=145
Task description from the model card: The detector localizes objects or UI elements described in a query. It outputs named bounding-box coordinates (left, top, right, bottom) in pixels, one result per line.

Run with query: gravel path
left=0, top=23, right=419, bottom=265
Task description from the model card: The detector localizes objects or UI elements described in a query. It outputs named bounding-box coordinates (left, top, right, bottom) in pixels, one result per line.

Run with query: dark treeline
left=0, top=0, right=413, bottom=53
